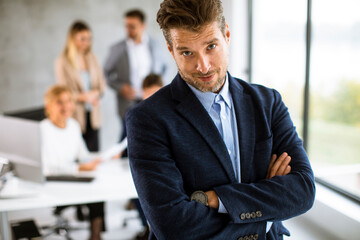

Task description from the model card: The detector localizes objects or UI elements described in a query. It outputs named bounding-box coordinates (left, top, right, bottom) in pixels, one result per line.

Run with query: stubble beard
left=178, top=67, right=226, bottom=93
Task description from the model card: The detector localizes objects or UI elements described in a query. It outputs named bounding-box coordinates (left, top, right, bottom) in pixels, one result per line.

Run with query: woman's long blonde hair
left=62, top=20, right=92, bottom=69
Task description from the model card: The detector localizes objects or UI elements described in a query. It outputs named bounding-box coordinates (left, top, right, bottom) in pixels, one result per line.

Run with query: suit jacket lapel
left=171, top=75, right=237, bottom=183
left=228, top=74, right=255, bottom=183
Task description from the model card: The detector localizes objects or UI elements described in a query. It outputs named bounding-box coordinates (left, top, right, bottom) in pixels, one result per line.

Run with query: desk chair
left=41, top=206, right=88, bottom=240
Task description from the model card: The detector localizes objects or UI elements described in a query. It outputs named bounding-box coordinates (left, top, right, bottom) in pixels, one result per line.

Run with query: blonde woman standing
left=55, top=20, right=106, bottom=152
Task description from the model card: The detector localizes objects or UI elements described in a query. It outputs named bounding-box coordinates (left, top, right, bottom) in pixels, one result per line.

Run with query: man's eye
left=208, top=44, right=216, bottom=50
left=182, top=51, right=192, bottom=56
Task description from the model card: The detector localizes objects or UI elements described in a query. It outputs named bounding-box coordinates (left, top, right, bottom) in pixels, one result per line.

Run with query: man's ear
left=225, top=23, right=230, bottom=44
left=167, top=41, right=175, bottom=59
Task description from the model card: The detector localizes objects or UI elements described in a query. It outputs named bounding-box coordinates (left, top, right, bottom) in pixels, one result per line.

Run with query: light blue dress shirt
left=187, top=74, right=273, bottom=232
left=79, top=70, right=92, bottom=111
left=186, top=74, right=240, bottom=213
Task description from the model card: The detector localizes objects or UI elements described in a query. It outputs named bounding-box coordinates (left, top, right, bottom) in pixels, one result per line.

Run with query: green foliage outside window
left=312, top=79, right=360, bottom=126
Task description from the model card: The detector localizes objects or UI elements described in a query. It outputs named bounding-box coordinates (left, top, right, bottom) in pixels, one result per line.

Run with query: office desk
left=0, top=159, right=137, bottom=240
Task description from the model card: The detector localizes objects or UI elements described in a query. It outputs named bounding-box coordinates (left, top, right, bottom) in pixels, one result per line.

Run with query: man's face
left=125, top=17, right=145, bottom=41
left=167, top=21, right=230, bottom=93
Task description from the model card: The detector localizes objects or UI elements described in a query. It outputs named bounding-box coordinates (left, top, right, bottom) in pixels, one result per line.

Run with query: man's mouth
left=197, top=73, right=215, bottom=82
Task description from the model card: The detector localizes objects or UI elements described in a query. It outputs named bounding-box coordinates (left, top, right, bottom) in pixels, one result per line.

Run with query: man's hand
left=204, top=153, right=291, bottom=210
left=120, top=84, right=137, bottom=100
left=205, top=190, right=219, bottom=210
left=266, top=152, right=291, bottom=179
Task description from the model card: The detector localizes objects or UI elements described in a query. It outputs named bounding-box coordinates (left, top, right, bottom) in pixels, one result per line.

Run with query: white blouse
left=40, top=118, right=90, bottom=175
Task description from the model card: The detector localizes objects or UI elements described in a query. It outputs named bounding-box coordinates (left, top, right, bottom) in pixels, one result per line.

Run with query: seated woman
left=41, top=85, right=104, bottom=240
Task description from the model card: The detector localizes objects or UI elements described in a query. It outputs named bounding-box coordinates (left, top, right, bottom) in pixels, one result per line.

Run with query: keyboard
left=46, top=175, right=94, bottom=182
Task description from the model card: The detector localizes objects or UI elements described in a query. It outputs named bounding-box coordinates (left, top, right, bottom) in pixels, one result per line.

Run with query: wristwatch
left=190, top=191, right=209, bottom=206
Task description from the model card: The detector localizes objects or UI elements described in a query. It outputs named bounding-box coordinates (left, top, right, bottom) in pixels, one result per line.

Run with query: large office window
left=308, top=0, right=360, bottom=199
left=250, top=0, right=360, bottom=201
left=252, top=0, right=307, bottom=132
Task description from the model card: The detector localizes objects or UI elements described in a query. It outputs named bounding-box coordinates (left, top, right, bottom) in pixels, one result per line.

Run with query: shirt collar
left=186, top=73, right=232, bottom=113
left=126, top=33, right=149, bottom=46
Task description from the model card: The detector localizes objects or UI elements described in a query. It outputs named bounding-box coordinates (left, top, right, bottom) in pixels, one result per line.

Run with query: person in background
left=141, top=73, right=164, bottom=100
left=55, top=20, right=106, bottom=152
left=123, top=73, right=164, bottom=240
left=126, top=0, right=315, bottom=239
left=41, top=85, right=105, bottom=240
left=120, top=73, right=164, bottom=149
left=104, top=9, right=167, bottom=141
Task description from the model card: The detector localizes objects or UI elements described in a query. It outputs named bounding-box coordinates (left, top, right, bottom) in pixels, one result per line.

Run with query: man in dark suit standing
left=126, top=0, right=315, bottom=239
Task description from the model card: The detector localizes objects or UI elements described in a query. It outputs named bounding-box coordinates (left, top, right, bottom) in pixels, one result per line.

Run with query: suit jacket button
left=256, top=211, right=262, bottom=217
left=245, top=212, right=251, bottom=219
left=240, top=213, right=246, bottom=220
left=250, top=212, right=256, bottom=218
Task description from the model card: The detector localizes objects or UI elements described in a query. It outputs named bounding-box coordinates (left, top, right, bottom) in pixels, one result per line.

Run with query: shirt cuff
left=266, top=222, right=273, bottom=232
left=217, top=197, right=228, bottom=213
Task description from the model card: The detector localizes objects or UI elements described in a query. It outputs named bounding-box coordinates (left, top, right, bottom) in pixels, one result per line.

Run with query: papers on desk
left=100, top=137, right=128, bottom=161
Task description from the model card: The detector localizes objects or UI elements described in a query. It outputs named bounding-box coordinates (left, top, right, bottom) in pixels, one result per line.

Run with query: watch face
left=190, top=191, right=208, bottom=206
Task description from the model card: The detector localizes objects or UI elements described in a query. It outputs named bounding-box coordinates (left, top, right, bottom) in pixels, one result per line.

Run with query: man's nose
left=196, top=54, right=211, bottom=73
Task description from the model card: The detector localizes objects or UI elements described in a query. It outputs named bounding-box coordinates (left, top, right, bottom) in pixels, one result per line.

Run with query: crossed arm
left=206, top=152, right=292, bottom=209
left=127, top=89, right=315, bottom=239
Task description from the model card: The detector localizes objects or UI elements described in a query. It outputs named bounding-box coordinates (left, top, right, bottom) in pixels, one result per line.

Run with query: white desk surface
left=0, top=159, right=137, bottom=212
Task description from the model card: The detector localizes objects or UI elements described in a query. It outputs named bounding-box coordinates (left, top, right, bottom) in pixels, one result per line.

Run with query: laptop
left=45, top=138, right=128, bottom=183
left=45, top=174, right=94, bottom=182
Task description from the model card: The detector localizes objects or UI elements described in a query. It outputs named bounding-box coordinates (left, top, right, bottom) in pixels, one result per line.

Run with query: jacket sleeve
left=126, top=107, right=267, bottom=240
left=54, top=57, right=80, bottom=100
left=213, top=89, right=316, bottom=224
left=103, top=45, right=127, bottom=92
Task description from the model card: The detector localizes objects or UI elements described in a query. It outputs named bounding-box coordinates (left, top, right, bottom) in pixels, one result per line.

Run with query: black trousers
left=82, top=111, right=99, bottom=152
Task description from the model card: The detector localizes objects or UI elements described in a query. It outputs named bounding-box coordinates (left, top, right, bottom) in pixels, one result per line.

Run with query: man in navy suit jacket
left=126, top=0, right=315, bottom=239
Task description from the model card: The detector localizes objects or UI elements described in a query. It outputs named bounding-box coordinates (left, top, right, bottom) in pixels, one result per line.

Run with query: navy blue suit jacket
left=126, top=73, right=315, bottom=240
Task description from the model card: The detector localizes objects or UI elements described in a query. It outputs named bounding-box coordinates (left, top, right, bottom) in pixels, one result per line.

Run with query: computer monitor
left=0, top=115, right=44, bottom=183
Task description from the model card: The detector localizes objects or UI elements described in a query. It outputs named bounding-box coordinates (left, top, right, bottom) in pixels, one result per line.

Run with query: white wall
left=0, top=0, right=246, bottom=149
left=0, top=0, right=178, bottom=149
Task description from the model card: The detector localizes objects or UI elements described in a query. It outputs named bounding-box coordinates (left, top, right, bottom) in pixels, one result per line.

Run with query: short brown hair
left=142, top=73, right=164, bottom=89
left=156, top=0, right=226, bottom=48
left=125, top=9, right=146, bottom=23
